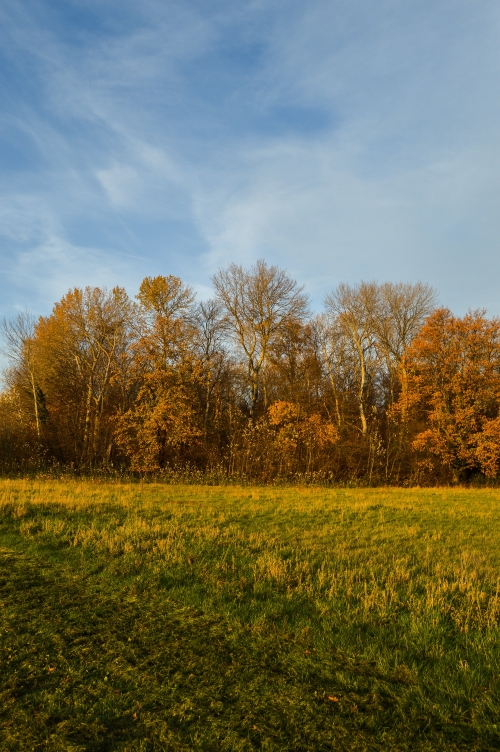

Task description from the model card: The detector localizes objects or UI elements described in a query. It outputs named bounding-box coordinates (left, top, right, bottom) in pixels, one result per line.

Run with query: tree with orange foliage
left=114, top=276, right=202, bottom=472
left=399, top=309, right=500, bottom=483
left=113, top=377, right=202, bottom=472
left=268, top=400, right=339, bottom=476
left=30, top=286, right=133, bottom=467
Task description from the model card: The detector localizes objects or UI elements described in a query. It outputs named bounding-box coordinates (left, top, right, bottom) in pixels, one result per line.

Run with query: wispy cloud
left=0, top=0, right=499, bottom=319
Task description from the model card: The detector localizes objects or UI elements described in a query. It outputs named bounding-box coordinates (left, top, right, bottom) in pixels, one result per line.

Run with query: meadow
left=0, top=481, right=499, bottom=751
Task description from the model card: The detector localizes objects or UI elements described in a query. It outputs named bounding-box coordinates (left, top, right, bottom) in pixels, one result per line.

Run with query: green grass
left=1, top=481, right=499, bottom=751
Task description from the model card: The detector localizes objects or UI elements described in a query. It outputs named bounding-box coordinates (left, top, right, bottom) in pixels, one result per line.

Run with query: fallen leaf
left=328, top=696, right=339, bottom=703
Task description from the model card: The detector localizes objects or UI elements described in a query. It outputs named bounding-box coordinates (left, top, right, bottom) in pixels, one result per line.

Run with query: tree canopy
left=2, top=264, right=499, bottom=484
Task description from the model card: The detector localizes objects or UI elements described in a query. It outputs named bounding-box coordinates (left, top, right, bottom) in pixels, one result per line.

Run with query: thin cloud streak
left=0, top=0, right=499, bottom=319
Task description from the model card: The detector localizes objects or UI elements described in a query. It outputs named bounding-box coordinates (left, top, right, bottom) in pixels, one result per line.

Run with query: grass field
left=1, top=481, right=499, bottom=751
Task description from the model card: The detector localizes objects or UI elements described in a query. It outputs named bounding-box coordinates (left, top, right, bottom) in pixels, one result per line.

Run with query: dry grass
left=1, top=480, right=500, bottom=750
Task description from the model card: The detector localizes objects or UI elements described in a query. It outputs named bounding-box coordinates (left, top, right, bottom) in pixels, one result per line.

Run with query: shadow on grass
left=1, top=545, right=498, bottom=751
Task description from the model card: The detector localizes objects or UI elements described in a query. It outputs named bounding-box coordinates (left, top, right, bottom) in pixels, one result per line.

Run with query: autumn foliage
left=2, top=262, right=500, bottom=484
left=398, top=309, right=500, bottom=483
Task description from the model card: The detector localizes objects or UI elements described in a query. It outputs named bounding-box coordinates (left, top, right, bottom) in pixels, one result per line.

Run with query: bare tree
left=325, top=282, right=380, bottom=435
left=1, top=311, right=42, bottom=438
left=192, top=299, right=230, bottom=443
left=370, top=282, right=437, bottom=404
left=212, top=260, right=309, bottom=419
left=311, top=314, right=350, bottom=429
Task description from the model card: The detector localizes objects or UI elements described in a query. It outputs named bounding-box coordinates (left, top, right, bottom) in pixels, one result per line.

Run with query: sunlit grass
left=1, top=480, right=500, bottom=750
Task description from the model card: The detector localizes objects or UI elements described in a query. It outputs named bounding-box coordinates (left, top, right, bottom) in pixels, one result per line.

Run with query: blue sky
left=1, top=0, right=499, bottom=319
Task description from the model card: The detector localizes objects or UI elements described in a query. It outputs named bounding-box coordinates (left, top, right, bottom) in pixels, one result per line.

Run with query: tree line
left=1, top=259, right=500, bottom=484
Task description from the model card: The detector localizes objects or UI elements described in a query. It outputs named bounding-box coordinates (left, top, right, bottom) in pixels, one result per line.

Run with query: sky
left=0, top=0, right=499, bottom=320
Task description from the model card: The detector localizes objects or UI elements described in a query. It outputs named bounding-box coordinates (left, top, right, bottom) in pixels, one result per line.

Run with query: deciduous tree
left=325, top=282, right=379, bottom=435
left=212, top=260, right=309, bottom=419
left=400, top=309, right=500, bottom=482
